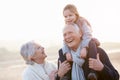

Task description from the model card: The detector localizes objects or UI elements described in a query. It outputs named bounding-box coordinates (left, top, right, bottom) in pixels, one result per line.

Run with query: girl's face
left=63, top=9, right=77, bottom=24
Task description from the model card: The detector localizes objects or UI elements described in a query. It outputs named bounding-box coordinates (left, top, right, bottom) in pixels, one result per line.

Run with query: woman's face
left=63, top=9, right=76, bottom=24
left=32, top=43, right=47, bottom=61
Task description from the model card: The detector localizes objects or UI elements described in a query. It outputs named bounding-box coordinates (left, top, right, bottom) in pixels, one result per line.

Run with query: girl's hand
left=66, top=53, right=72, bottom=61
left=80, top=47, right=87, bottom=58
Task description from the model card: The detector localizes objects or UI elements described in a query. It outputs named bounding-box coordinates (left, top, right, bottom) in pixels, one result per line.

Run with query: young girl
left=62, top=4, right=100, bottom=80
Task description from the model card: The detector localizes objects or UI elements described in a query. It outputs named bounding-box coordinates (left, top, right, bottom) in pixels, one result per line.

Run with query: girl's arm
left=80, top=21, right=92, bottom=48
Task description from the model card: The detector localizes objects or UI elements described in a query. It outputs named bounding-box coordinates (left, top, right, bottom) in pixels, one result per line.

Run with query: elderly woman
left=20, top=41, right=71, bottom=80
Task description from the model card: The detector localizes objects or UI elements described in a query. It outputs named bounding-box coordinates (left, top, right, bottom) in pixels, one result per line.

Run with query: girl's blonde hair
left=63, top=4, right=91, bottom=27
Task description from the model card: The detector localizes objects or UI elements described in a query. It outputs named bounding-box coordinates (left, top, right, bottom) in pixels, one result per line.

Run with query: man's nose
left=65, top=34, right=71, bottom=39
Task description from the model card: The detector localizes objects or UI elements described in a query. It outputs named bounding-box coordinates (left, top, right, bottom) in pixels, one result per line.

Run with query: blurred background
left=0, top=0, right=120, bottom=80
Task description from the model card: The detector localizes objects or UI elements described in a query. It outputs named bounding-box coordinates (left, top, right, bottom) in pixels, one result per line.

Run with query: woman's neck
left=33, top=59, right=45, bottom=64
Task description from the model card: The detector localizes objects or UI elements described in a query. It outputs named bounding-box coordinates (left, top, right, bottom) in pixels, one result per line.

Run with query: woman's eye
left=37, top=47, right=40, bottom=49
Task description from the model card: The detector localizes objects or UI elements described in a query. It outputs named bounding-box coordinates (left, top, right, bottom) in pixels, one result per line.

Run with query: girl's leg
left=88, top=39, right=97, bottom=59
left=88, top=39, right=98, bottom=80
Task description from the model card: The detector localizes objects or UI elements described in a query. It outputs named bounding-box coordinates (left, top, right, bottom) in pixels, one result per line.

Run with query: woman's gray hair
left=20, top=41, right=36, bottom=65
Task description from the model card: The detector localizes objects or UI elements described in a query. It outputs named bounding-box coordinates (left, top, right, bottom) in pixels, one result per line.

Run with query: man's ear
left=78, top=29, right=82, bottom=37
left=79, top=32, right=82, bottom=38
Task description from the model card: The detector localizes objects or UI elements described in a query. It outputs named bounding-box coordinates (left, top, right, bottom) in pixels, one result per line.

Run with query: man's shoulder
left=58, top=48, right=64, bottom=57
left=97, top=47, right=107, bottom=56
left=58, top=48, right=63, bottom=56
left=58, top=48, right=67, bottom=63
left=58, top=48, right=62, bottom=53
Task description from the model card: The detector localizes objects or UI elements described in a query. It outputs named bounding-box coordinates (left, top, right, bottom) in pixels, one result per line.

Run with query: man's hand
left=49, top=70, right=58, bottom=80
left=89, top=53, right=104, bottom=71
left=58, top=60, right=71, bottom=78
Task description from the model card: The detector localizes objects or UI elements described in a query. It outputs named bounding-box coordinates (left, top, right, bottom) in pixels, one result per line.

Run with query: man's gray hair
left=73, top=23, right=80, bottom=33
left=20, top=41, right=36, bottom=65
left=63, top=23, right=80, bottom=34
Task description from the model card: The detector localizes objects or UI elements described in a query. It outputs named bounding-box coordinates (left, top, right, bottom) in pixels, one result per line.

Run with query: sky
left=0, top=0, right=120, bottom=48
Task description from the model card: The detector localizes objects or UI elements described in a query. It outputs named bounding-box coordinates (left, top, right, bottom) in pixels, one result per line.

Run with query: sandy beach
left=107, top=52, right=120, bottom=74
left=0, top=42, right=120, bottom=80
left=0, top=52, right=120, bottom=80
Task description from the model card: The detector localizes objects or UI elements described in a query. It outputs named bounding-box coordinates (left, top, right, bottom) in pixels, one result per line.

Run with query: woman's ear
left=28, top=56, right=33, bottom=61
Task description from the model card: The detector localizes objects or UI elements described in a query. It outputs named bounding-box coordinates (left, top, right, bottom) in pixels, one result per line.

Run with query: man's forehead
left=64, top=25, right=75, bottom=31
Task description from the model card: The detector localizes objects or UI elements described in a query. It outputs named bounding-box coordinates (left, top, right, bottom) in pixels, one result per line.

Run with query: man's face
left=63, top=25, right=82, bottom=51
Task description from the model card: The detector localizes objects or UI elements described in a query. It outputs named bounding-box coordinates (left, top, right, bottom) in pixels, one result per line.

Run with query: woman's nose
left=41, top=47, right=44, bottom=50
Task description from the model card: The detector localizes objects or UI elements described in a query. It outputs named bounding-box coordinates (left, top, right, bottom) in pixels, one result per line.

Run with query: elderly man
left=20, top=41, right=71, bottom=80
left=57, top=24, right=119, bottom=80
